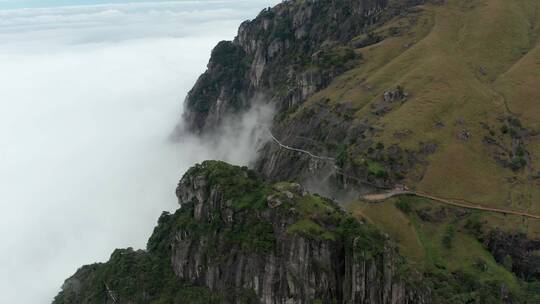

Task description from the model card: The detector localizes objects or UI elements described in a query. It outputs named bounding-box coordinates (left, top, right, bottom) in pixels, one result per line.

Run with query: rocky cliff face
left=179, top=0, right=421, bottom=136
left=54, top=161, right=429, bottom=303
left=172, top=161, right=429, bottom=303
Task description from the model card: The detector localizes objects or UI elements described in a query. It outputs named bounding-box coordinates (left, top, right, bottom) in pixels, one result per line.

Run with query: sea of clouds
left=0, top=1, right=278, bottom=303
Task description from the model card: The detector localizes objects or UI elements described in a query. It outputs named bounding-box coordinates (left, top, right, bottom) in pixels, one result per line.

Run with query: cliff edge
left=54, top=161, right=429, bottom=303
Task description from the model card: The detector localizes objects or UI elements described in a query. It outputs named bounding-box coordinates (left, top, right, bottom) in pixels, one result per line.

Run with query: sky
left=0, top=1, right=278, bottom=303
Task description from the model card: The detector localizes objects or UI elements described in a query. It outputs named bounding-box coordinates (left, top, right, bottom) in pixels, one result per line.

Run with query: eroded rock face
left=178, top=0, right=413, bottom=136
left=170, top=161, right=430, bottom=303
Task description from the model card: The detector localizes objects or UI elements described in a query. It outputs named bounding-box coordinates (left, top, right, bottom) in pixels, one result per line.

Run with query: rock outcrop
left=173, top=161, right=429, bottom=303
left=178, top=0, right=420, bottom=136
left=54, top=161, right=430, bottom=304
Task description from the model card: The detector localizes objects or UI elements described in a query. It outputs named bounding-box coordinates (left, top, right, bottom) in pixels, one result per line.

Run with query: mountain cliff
left=56, top=0, right=540, bottom=303
left=178, top=0, right=540, bottom=293
left=180, top=0, right=540, bottom=203
left=179, top=0, right=404, bottom=135
left=54, top=161, right=429, bottom=303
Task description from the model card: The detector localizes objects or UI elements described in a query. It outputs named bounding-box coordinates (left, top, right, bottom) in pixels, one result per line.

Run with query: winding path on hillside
left=268, top=132, right=336, bottom=161
left=267, top=130, right=540, bottom=220
left=360, top=187, right=540, bottom=220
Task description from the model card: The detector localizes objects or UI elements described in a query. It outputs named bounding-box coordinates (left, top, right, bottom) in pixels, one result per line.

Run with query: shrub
left=210, top=41, right=246, bottom=68
left=508, top=117, right=522, bottom=128
left=464, top=217, right=483, bottom=236
left=317, top=46, right=357, bottom=70
left=516, top=146, right=525, bottom=157
left=510, top=156, right=527, bottom=170
left=367, top=160, right=387, bottom=178
left=395, top=198, right=412, bottom=214
left=273, top=16, right=294, bottom=40
left=508, top=127, right=519, bottom=138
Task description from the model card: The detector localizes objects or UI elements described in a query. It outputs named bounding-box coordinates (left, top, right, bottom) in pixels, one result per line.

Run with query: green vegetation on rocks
left=52, top=247, right=222, bottom=304
left=55, top=161, right=405, bottom=303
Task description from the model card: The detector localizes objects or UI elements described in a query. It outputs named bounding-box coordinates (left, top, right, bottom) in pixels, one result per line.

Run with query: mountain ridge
left=55, top=0, right=540, bottom=302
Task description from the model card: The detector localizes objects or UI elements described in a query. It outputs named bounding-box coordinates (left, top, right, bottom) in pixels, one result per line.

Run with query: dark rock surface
left=485, top=229, right=540, bottom=281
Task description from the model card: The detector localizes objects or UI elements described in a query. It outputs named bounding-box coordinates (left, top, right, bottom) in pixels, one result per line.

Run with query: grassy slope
left=346, top=197, right=528, bottom=300
left=305, top=0, right=540, bottom=299
left=347, top=198, right=426, bottom=264
left=303, top=0, right=540, bottom=236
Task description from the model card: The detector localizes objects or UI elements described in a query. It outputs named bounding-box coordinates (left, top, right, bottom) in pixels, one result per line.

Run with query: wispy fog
left=0, top=1, right=278, bottom=303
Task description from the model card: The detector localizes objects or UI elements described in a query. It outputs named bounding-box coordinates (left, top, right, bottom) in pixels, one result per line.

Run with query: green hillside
left=298, top=0, right=540, bottom=233
left=297, top=0, right=540, bottom=300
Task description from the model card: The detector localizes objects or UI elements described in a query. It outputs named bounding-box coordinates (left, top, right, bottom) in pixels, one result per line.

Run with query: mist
left=0, top=1, right=278, bottom=303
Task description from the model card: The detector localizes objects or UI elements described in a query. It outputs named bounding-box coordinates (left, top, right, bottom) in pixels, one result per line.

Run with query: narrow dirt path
left=360, top=189, right=540, bottom=220
left=268, top=130, right=540, bottom=220
left=268, top=132, right=335, bottom=161
left=412, top=191, right=540, bottom=220
left=361, top=189, right=412, bottom=201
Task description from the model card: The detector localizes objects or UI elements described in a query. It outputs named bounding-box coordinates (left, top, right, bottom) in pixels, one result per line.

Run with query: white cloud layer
left=0, top=1, right=278, bottom=303
left=0, top=1, right=278, bottom=52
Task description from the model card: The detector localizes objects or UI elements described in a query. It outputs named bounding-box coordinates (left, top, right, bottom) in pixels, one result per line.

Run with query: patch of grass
left=346, top=199, right=425, bottom=264
left=348, top=194, right=535, bottom=301
left=367, top=159, right=388, bottom=178
left=287, top=219, right=337, bottom=241
left=295, top=194, right=338, bottom=219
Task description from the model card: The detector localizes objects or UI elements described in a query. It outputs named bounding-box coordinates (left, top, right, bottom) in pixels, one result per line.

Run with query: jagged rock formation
left=180, top=0, right=402, bottom=135
left=173, top=162, right=429, bottom=303
left=176, top=0, right=432, bottom=193
left=54, top=161, right=429, bottom=303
